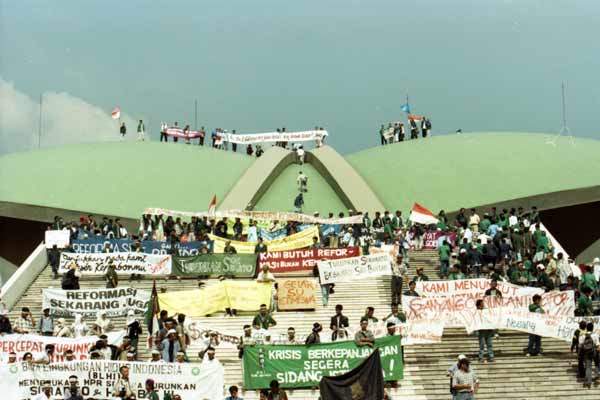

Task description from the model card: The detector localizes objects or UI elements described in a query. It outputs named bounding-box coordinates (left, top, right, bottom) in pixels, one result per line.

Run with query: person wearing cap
left=305, top=322, right=322, bottom=345
left=149, top=349, right=163, bottom=362
left=6, top=351, right=17, bottom=364
left=161, top=328, right=181, bottom=362
left=253, top=304, right=277, bottom=330
left=14, top=307, right=35, bottom=334
left=37, top=308, right=54, bottom=336
left=112, top=366, right=133, bottom=398
left=145, top=378, right=159, bottom=400
left=536, top=264, right=554, bottom=291
left=175, top=351, right=187, bottom=363
left=413, top=266, right=429, bottom=282
left=355, top=318, right=375, bottom=347
left=452, top=357, right=479, bottom=400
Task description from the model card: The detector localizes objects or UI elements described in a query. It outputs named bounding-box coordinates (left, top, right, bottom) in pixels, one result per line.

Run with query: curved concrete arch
left=307, top=146, right=385, bottom=214
left=219, top=146, right=297, bottom=210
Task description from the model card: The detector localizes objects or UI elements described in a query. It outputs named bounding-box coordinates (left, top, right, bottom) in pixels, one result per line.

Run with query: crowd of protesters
left=2, top=203, right=599, bottom=398
left=379, top=117, right=432, bottom=145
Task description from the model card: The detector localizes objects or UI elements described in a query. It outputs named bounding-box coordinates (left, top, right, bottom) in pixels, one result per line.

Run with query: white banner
left=0, top=331, right=126, bottom=364
left=42, top=287, right=151, bottom=318
left=415, top=279, right=543, bottom=298
left=143, top=208, right=363, bottom=225
left=344, top=319, right=443, bottom=345
left=45, top=230, right=70, bottom=249
left=402, top=290, right=575, bottom=327
left=0, top=359, right=224, bottom=400
left=317, top=253, right=392, bottom=284
left=59, top=252, right=172, bottom=275
left=224, top=129, right=328, bottom=144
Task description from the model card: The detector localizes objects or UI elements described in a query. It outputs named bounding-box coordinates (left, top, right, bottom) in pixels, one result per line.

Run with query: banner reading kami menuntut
left=71, top=237, right=214, bottom=256
left=59, top=252, right=172, bottom=275
left=224, top=129, right=328, bottom=144
left=42, top=287, right=151, bottom=318
left=143, top=208, right=363, bottom=225
left=172, top=254, right=258, bottom=277
left=242, top=335, right=402, bottom=389
left=258, top=247, right=361, bottom=275
left=0, top=331, right=126, bottom=364
left=317, top=253, right=392, bottom=284
left=209, top=225, right=320, bottom=254
left=0, top=359, right=224, bottom=400
left=415, top=279, right=543, bottom=298
left=158, top=281, right=272, bottom=316
left=402, top=290, right=575, bottom=327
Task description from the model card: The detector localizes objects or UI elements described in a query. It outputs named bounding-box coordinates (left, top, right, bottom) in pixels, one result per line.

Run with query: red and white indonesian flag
left=208, top=195, right=217, bottom=218
left=409, top=203, right=439, bottom=225
left=407, top=114, right=423, bottom=121
left=111, top=107, right=121, bottom=120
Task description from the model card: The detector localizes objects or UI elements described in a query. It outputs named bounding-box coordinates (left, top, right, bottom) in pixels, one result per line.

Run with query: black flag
left=319, top=349, right=384, bottom=400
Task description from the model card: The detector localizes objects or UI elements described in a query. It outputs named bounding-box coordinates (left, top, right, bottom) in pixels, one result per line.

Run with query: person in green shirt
left=536, top=264, right=554, bottom=291
left=526, top=294, right=544, bottom=356
left=577, top=287, right=594, bottom=316
left=448, top=265, right=465, bottom=280
left=363, top=306, right=379, bottom=324
left=384, top=303, right=407, bottom=324
left=479, top=214, right=491, bottom=235
left=438, top=241, right=451, bottom=278
left=580, top=265, right=598, bottom=292
left=414, top=267, right=429, bottom=282
left=437, top=210, right=448, bottom=230
left=252, top=304, right=277, bottom=330
left=536, top=231, right=550, bottom=254
left=254, top=237, right=268, bottom=253
left=391, top=210, right=403, bottom=231
left=145, top=379, right=159, bottom=400
left=363, top=212, right=371, bottom=229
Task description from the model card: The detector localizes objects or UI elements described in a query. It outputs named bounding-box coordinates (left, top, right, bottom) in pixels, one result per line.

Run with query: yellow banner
left=209, top=225, right=319, bottom=254
left=158, top=281, right=273, bottom=316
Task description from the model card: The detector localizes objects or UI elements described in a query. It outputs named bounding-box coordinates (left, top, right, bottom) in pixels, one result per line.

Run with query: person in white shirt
left=55, top=318, right=72, bottom=337
left=256, top=265, right=276, bottom=283
left=297, top=171, right=308, bottom=193
left=593, top=257, right=600, bottom=281
left=71, top=314, right=89, bottom=338
left=296, top=146, right=305, bottom=165
left=34, top=383, right=53, bottom=400
left=149, top=349, right=164, bottom=362
left=92, top=311, right=113, bottom=336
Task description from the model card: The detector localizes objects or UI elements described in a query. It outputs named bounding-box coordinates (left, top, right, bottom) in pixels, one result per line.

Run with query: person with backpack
left=572, top=320, right=588, bottom=379
left=579, top=322, right=599, bottom=388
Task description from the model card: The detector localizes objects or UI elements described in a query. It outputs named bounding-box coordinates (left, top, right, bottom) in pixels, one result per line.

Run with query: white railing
left=0, top=242, right=47, bottom=310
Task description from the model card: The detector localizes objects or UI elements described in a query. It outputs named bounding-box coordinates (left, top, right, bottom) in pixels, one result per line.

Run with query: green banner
left=172, top=254, right=258, bottom=277
left=243, top=336, right=403, bottom=389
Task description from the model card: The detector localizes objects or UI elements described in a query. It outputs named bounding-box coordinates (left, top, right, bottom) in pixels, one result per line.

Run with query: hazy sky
left=1, top=0, right=599, bottom=155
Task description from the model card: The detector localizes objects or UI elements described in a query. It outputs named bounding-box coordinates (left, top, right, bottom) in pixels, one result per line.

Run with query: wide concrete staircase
left=8, top=249, right=599, bottom=399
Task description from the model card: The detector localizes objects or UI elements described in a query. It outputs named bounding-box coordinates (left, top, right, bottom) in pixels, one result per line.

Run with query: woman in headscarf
left=71, top=314, right=89, bottom=338
left=55, top=318, right=73, bottom=337
left=92, top=311, right=113, bottom=335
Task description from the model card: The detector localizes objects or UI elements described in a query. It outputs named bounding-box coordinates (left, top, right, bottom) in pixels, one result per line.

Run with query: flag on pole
left=400, top=103, right=411, bottom=113
left=111, top=107, right=121, bottom=120
left=145, top=279, right=160, bottom=349
left=409, top=203, right=439, bottom=225
left=407, top=114, right=423, bottom=121
left=208, top=195, right=217, bottom=218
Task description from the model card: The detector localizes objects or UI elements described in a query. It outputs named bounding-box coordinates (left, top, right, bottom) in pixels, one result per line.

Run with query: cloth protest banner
left=277, top=278, right=318, bottom=310
left=71, top=238, right=213, bottom=255
left=317, top=253, right=392, bottom=284
left=223, top=129, right=328, bottom=144
left=164, top=127, right=205, bottom=138
left=242, top=335, right=402, bottom=389
left=172, top=254, right=257, bottom=277
left=0, top=359, right=224, bottom=400
left=402, top=290, right=575, bottom=327
left=369, top=244, right=399, bottom=263
left=185, top=321, right=242, bottom=350
left=258, top=247, right=361, bottom=275
left=258, top=224, right=311, bottom=241
left=42, top=287, right=151, bottom=318
left=0, top=331, right=126, bottom=363
left=415, top=279, right=543, bottom=299
left=158, top=281, right=272, bottom=316
left=59, top=252, right=172, bottom=275
left=343, top=319, right=443, bottom=346
left=421, top=230, right=457, bottom=249
left=45, top=230, right=70, bottom=249
left=143, top=208, right=363, bottom=225
left=209, top=225, right=319, bottom=254
left=319, top=349, right=385, bottom=400
left=320, top=224, right=341, bottom=237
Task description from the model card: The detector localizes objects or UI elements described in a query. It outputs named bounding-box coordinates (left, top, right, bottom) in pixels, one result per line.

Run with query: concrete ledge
left=307, top=146, right=385, bottom=214
left=1, top=242, right=47, bottom=310
left=220, top=146, right=296, bottom=210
